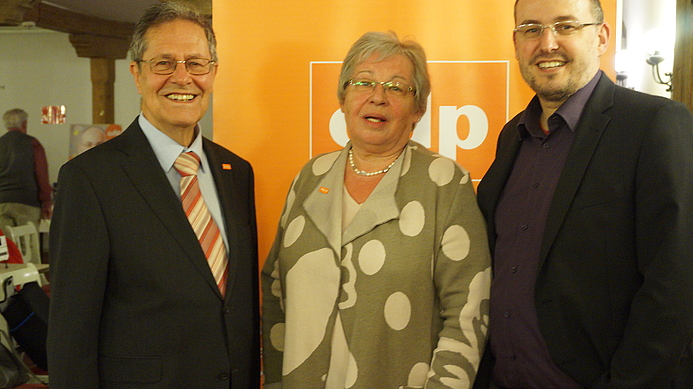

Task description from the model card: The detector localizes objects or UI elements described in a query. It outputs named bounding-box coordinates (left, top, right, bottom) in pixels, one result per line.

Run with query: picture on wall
left=69, top=124, right=123, bottom=159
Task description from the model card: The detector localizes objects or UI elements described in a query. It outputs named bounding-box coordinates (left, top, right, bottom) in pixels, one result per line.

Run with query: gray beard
left=525, top=72, right=579, bottom=103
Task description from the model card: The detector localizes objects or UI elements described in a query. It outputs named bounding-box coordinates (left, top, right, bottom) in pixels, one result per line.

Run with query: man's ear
left=130, top=62, right=143, bottom=94
left=596, top=22, right=611, bottom=57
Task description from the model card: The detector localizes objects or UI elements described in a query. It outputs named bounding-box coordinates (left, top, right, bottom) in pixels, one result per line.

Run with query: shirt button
left=511, top=266, right=518, bottom=273
left=542, top=143, right=549, bottom=149
left=532, top=182, right=539, bottom=188
left=504, top=311, right=511, bottom=318
left=218, top=373, right=229, bottom=380
left=521, top=224, right=528, bottom=230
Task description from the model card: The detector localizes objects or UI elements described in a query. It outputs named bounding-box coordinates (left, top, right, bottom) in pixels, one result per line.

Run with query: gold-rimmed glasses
left=347, top=78, right=415, bottom=97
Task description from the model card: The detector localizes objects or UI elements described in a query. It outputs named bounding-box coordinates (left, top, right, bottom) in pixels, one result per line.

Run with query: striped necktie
left=174, top=151, right=228, bottom=295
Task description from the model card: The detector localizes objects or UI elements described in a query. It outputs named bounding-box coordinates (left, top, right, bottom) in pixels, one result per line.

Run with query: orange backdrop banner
left=212, top=0, right=616, bottom=266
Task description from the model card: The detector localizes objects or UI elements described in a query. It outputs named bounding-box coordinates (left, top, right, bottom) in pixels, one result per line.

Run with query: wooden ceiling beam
left=5, top=1, right=136, bottom=124
left=23, top=2, right=134, bottom=39
left=0, top=0, right=40, bottom=26
left=68, top=33, right=131, bottom=59
left=12, top=1, right=135, bottom=59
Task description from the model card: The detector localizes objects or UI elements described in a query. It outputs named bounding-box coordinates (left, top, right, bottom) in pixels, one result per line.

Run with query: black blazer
left=475, top=74, right=693, bottom=388
left=47, top=119, right=260, bottom=388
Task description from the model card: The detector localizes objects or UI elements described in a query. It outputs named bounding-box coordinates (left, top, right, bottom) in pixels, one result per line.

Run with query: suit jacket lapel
left=117, top=122, right=224, bottom=296
left=302, top=146, right=402, bottom=256
left=478, top=119, right=523, bottom=255
left=539, top=74, right=615, bottom=267
left=303, top=150, right=346, bottom=257
left=342, top=152, right=401, bottom=245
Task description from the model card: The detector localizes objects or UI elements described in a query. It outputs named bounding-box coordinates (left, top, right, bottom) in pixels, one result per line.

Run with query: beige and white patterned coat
left=262, top=141, right=491, bottom=389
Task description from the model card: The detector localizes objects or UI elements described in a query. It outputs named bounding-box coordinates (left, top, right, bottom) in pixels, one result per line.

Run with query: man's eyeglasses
left=137, top=57, right=216, bottom=75
left=514, top=21, right=602, bottom=40
left=347, top=79, right=415, bottom=97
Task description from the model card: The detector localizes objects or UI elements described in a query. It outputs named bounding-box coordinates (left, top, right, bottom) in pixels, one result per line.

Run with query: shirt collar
left=138, top=114, right=208, bottom=173
left=518, top=70, right=602, bottom=138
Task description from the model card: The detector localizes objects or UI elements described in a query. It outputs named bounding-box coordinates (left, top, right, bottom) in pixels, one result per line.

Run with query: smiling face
left=514, top=0, right=609, bottom=104
left=341, top=54, right=423, bottom=155
left=130, top=19, right=216, bottom=145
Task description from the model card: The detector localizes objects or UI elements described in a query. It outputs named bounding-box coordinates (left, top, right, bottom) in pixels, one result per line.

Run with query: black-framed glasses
left=514, top=21, right=602, bottom=40
left=137, top=57, right=216, bottom=75
left=347, top=78, right=415, bottom=97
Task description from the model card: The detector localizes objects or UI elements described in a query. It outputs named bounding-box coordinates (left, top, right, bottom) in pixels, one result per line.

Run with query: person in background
left=0, top=108, right=52, bottom=232
left=47, top=3, right=260, bottom=388
left=474, top=0, right=693, bottom=387
left=262, top=31, right=491, bottom=389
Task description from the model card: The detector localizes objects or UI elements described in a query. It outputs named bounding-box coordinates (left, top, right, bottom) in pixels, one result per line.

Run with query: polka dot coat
left=262, top=141, right=491, bottom=389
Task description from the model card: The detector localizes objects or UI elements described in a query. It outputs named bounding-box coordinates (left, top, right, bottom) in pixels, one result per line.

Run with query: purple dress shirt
left=489, top=73, right=601, bottom=389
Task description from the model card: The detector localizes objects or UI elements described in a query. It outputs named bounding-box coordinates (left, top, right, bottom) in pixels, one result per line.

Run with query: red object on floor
left=0, top=230, right=23, bottom=264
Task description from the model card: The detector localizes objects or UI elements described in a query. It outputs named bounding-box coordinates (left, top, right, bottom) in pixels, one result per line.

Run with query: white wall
left=0, top=28, right=212, bottom=186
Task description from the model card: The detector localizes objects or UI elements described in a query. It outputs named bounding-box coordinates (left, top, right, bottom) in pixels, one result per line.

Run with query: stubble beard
left=519, top=53, right=595, bottom=103
left=520, top=63, right=582, bottom=103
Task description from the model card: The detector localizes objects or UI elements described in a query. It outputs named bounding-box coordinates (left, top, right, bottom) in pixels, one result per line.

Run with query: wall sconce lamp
left=646, top=51, right=672, bottom=92
left=616, top=72, right=628, bottom=87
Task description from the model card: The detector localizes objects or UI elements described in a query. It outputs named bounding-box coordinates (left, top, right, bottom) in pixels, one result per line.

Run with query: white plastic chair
left=0, top=262, right=43, bottom=311
left=4, top=223, right=49, bottom=286
left=5, top=222, right=40, bottom=265
left=0, top=263, right=42, bottom=288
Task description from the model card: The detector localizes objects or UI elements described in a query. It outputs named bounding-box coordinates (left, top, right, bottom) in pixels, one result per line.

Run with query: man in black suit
left=47, top=3, right=260, bottom=388
left=474, top=0, right=693, bottom=388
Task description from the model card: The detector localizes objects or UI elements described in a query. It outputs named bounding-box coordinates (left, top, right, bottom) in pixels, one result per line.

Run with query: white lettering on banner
left=328, top=96, right=489, bottom=161
left=411, top=96, right=432, bottom=148
left=438, top=104, right=489, bottom=153
left=329, top=109, right=349, bottom=147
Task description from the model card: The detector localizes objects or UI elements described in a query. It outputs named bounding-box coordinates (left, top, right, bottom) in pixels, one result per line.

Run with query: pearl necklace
left=348, top=148, right=397, bottom=177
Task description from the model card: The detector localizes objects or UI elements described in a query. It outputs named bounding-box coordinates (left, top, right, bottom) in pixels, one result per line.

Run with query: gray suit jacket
left=475, top=74, right=693, bottom=388
left=47, top=119, right=260, bottom=388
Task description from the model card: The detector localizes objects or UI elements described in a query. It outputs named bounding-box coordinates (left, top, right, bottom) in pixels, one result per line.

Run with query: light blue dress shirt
left=138, top=114, right=228, bottom=250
